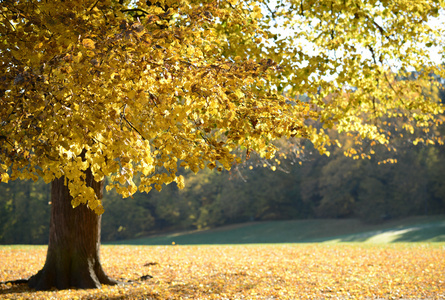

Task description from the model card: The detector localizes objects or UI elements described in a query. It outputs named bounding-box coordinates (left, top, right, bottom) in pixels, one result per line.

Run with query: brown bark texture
left=28, top=169, right=118, bottom=290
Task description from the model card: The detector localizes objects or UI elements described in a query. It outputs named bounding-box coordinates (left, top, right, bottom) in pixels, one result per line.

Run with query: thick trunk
left=28, top=169, right=118, bottom=290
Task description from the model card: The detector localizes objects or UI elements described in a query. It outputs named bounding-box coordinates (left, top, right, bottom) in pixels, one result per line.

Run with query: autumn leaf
left=82, top=38, right=95, bottom=50
left=1, top=244, right=444, bottom=299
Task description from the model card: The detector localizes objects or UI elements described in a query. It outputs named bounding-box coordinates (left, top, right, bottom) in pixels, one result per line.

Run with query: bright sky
left=267, top=4, right=445, bottom=69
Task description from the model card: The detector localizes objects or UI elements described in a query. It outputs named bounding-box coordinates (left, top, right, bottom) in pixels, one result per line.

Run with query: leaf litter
left=1, top=244, right=444, bottom=299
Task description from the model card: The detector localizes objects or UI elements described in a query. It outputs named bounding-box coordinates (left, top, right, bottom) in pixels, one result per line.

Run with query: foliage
left=1, top=0, right=445, bottom=215
left=1, top=136, right=445, bottom=243
left=1, top=244, right=445, bottom=299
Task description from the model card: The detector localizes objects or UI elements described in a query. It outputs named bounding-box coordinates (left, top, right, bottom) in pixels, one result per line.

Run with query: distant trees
left=307, top=144, right=445, bottom=222
left=0, top=180, right=50, bottom=244
left=0, top=179, right=50, bottom=244
left=3, top=136, right=444, bottom=245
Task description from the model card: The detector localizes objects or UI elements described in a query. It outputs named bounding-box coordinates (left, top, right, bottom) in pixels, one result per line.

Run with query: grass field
left=110, top=215, right=445, bottom=245
left=1, top=216, right=445, bottom=299
left=1, top=243, right=444, bottom=299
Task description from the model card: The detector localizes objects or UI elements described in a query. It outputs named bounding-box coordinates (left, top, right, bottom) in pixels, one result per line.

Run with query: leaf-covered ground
left=1, top=244, right=444, bottom=299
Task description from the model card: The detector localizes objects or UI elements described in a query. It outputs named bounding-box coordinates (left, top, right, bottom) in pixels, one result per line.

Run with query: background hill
left=109, top=215, right=445, bottom=245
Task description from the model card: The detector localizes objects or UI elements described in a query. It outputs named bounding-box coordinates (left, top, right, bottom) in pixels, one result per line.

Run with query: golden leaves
left=1, top=0, right=444, bottom=214
left=1, top=244, right=445, bottom=298
left=82, top=38, right=95, bottom=50
left=175, top=175, right=185, bottom=189
left=0, top=173, right=9, bottom=183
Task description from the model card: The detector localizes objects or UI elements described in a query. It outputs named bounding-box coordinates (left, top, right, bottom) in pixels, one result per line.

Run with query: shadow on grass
left=310, top=222, right=445, bottom=243
left=392, top=225, right=445, bottom=242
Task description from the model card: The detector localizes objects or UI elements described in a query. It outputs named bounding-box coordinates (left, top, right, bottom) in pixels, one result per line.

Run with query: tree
left=1, top=0, right=444, bottom=291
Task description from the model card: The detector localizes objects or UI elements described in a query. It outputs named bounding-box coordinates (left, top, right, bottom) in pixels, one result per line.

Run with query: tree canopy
left=1, top=0, right=444, bottom=214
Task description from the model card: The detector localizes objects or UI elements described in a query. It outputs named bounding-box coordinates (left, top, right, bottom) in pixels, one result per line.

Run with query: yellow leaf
left=1, top=172, right=9, bottom=183
left=94, top=205, right=105, bottom=215
left=128, top=90, right=136, bottom=99
left=82, top=38, right=95, bottom=50
left=89, top=199, right=99, bottom=210
left=71, top=198, right=81, bottom=208
left=176, top=175, right=185, bottom=189
left=234, top=89, right=244, bottom=98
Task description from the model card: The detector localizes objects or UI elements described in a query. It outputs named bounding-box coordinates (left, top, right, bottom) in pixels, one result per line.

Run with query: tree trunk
left=28, top=169, right=118, bottom=290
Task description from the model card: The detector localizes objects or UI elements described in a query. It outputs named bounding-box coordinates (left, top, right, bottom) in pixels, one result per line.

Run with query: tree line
left=2, top=133, right=444, bottom=244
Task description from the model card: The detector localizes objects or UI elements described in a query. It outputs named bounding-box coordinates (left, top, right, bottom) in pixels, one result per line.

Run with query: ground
left=1, top=243, right=444, bottom=299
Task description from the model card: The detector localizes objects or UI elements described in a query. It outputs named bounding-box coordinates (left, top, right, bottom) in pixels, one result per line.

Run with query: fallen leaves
left=1, top=244, right=444, bottom=299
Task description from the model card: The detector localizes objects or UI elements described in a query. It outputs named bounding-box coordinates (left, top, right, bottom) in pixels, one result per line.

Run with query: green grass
left=109, top=215, right=445, bottom=245
left=0, top=245, right=46, bottom=249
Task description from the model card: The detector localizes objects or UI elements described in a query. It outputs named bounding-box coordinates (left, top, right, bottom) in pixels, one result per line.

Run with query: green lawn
left=108, top=215, right=445, bottom=245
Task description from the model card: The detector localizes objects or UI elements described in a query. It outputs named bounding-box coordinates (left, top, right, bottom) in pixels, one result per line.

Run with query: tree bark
left=28, top=169, right=118, bottom=290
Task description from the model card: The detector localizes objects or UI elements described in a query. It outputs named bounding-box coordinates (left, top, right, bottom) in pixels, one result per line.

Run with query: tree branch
left=89, top=0, right=100, bottom=11
left=120, top=104, right=147, bottom=140
left=121, top=8, right=149, bottom=15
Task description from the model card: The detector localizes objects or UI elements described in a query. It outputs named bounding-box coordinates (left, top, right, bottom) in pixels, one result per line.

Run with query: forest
left=2, top=78, right=444, bottom=244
